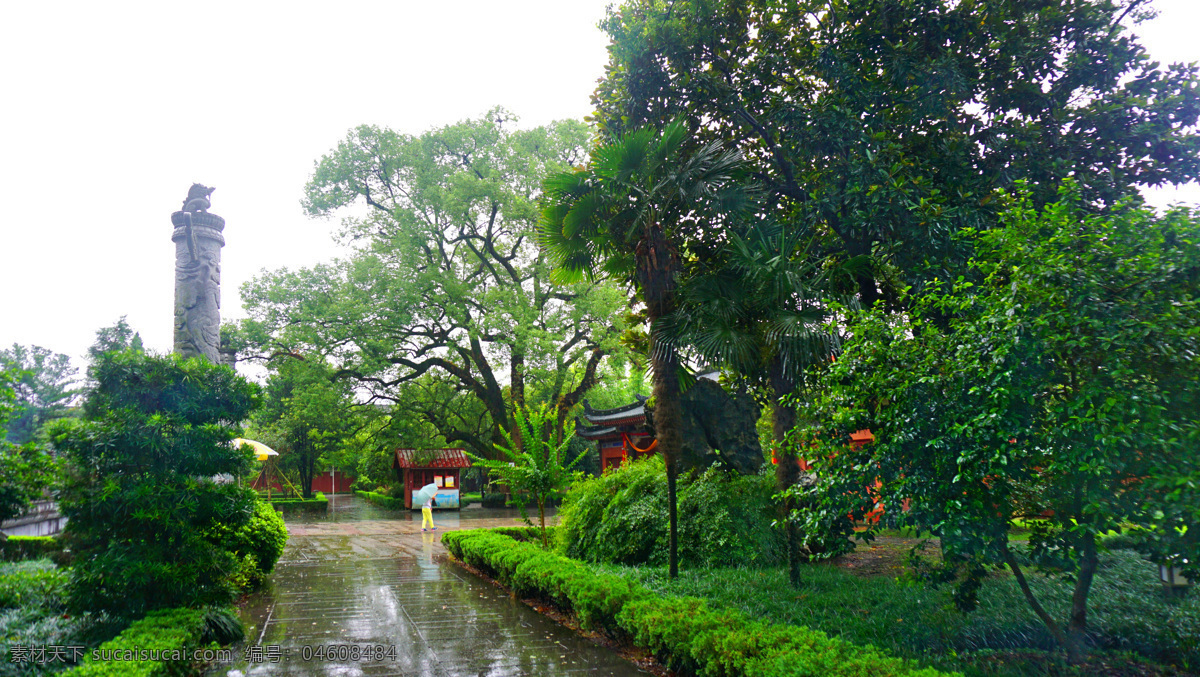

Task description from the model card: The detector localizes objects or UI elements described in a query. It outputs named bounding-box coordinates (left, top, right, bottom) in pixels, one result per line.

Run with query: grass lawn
left=591, top=544, right=1198, bottom=676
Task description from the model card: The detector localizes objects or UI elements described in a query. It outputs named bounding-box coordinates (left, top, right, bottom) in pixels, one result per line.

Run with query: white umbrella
left=413, top=482, right=439, bottom=507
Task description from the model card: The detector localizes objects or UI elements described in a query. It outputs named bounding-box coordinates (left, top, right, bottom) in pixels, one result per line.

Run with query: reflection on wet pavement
left=213, top=496, right=647, bottom=677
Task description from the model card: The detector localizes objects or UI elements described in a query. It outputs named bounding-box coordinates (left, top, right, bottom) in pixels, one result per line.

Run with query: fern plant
left=469, top=404, right=587, bottom=549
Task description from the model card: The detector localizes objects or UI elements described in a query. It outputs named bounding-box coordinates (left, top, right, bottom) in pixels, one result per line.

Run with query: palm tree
left=660, top=220, right=854, bottom=585
left=539, top=120, right=751, bottom=578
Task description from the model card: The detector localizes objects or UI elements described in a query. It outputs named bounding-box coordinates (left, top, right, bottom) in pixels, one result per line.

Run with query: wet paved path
left=216, top=495, right=648, bottom=677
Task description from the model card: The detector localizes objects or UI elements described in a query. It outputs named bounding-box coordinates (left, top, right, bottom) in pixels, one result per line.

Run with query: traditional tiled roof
left=574, top=417, right=619, bottom=439
left=581, top=394, right=649, bottom=424
left=393, top=448, right=472, bottom=469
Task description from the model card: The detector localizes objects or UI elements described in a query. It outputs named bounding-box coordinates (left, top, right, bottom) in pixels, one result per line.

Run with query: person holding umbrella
left=414, top=482, right=439, bottom=531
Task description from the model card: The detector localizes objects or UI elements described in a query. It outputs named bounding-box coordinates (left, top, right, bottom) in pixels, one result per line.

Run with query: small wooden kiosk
left=393, top=448, right=471, bottom=510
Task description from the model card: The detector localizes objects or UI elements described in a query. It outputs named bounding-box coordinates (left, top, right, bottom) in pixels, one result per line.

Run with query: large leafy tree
left=0, top=369, right=56, bottom=532
left=795, top=187, right=1200, bottom=663
left=251, top=357, right=356, bottom=499
left=242, top=110, right=627, bottom=457
left=592, top=0, right=1200, bottom=305
left=0, top=343, right=78, bottom=444
left=52, top=350, right=260, bottom=618
left=540, top=119, right=751, bottom=578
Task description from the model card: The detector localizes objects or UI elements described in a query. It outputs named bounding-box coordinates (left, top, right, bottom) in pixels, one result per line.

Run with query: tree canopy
left=0, top=343, right=77, bottom=444
left=592, top=0, right=1200, bottom=305
left=242, top=110, right=628, bottom=456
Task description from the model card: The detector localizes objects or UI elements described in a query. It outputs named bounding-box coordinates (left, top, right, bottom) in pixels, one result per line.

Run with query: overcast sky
left=2, top=0, right=1198, bottom=377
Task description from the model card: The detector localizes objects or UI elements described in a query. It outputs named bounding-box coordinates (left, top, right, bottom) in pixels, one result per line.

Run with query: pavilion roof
left=393, top=448, right=471, bottom=469
left=581, top=394, right=649, bottom=424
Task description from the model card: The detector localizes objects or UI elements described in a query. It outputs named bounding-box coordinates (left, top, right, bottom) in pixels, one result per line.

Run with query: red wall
left=249, top=473, right=356, bottom=494
left=311, top=474, right=356, bottom=494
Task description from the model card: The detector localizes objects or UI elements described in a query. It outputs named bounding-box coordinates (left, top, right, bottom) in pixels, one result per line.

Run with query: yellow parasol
left=232, top=438, right=279, bottom=462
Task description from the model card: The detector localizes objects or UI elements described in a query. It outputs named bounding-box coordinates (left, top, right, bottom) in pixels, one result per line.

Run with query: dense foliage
left=209, top=500, right=287, bottom=591
left=0, top=344, right=77, bottom=445
left=793, top=188, right=1200, bottom=662
left=52, top=350, right=261, bottom=619
left=557, top=456, right=785, bottom=569
left=0, top=371, right=56, bottom=528
left=592, top=0, right=1200, bottom=307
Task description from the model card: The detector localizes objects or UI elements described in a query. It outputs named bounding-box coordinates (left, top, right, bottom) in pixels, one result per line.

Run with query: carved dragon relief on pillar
left=171, top=184, right=225, bottom=364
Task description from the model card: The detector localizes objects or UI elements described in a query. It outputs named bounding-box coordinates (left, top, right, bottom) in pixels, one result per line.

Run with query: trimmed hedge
left=442, top=530, right=955, bottom=677
left=355, top=490, right=405, bottom=510
left=0, top=536, right=62, bottom=562
left=64, top=607, right=213, bottom=676
left=268, top=492, right=327, bottom=512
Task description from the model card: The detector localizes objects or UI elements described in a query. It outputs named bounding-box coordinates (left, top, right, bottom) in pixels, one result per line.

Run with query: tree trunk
left=1067, top=533, right=1100, bottom=664
left=769, top=358, right=803, bottom=586
left=1002, top=543, right=1068, bottom=653
left=538, top=498, right=547, bottom=550
left=510, top=349, right=525, bottom=451
left=637, top=222, right=683, bottom=579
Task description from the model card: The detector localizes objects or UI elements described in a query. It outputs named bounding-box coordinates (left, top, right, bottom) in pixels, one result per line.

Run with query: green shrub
left=386, top=484, right=407, bottom=500
left=51, top=351, right=261, bottom=620
left=64, top=607, right=217, bottom=677
left=269, top=493, right=327, bottom=512
left=443, top=529, right=953, bottom=676
left=0, top=560, right=68, bottom=610
left=557, top=457, right=785, bottom=568
left=489, top=526, right=554, bottom=542
left=355, top=491, right=405, bottom=510
left=0, top=536, right=61, bottom=563
left=211, top=500, right=287, bottom=587
left=481, top=493, right=509, bottom=508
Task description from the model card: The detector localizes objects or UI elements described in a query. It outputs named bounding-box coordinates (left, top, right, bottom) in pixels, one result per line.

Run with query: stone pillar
left=170, top=209, right=225, bottom=364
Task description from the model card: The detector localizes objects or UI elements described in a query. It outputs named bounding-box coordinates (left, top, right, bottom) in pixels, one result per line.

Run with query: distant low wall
left=0, top=500, right=65, bottom=537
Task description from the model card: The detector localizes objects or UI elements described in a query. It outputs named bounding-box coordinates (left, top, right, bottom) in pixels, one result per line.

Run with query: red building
left=576, top=396, right=657, bottom=473
left=393, top=448, right=471, bottom=510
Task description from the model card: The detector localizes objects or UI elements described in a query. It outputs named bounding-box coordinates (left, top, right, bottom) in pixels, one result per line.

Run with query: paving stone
left=210, top=496, right=647, bottom=677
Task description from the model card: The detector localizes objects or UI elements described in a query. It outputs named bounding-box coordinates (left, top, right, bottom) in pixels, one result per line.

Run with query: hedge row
left=65, top=607, right=213, bottom=676
left=0, top=536, right=62, bottom=562
left=355, top=490, right=406, bottom=509
left=268, top=492, right=327, bottom=512
left=441, top=530, right=955, bottom=677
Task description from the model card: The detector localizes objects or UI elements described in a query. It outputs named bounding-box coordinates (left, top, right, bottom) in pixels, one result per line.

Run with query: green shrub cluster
left=557, top=457, right=785, bottom=568
left=64, top=607, right=213, bottom=677
left=0, top=560, right=68, bottom=610
left=0, top=536, right=61, bottom=563
left=481, top=493, right=509, bottom=508
left=269, top=493, right=327, bottom=512
left=442, top=529, right=953, bottom=677
left=355, top=490, right=405, bottom=510
left=52, top=351, right=261, bottom=619
left=207, top=500, right=287, bottom=591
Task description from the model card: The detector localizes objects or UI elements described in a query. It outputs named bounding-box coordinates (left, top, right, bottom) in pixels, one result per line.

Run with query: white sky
left=1, top=0, right=1198, bottom=376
